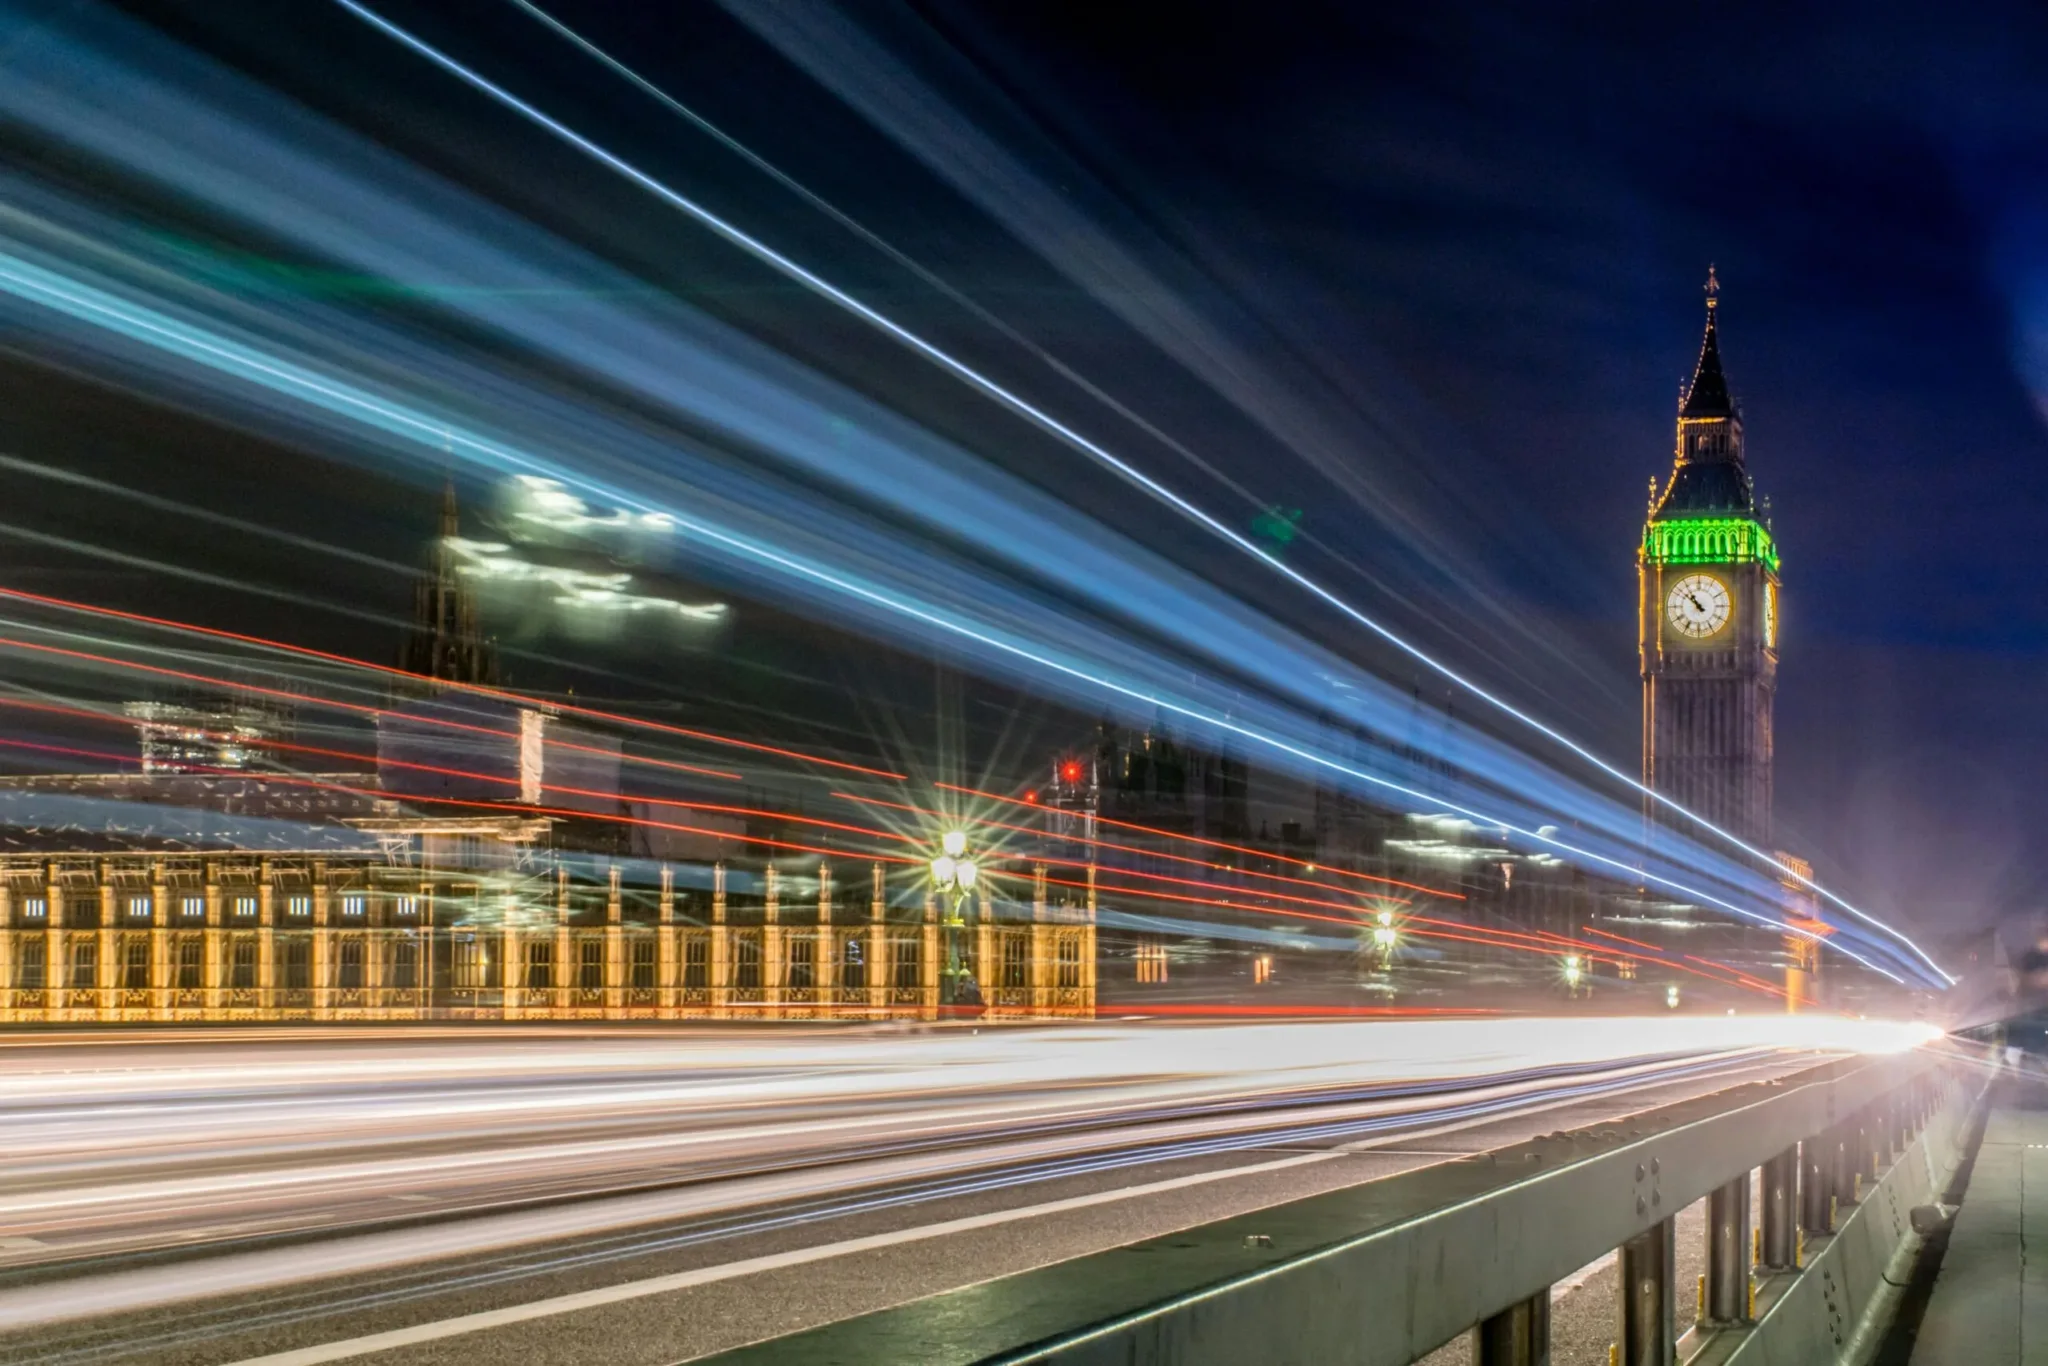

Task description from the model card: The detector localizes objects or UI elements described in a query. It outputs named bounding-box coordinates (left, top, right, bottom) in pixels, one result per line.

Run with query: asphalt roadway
left=0, top=1017, right=1927, bottom=1365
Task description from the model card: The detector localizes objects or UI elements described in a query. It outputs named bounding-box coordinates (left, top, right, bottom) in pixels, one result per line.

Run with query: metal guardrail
left=707, top=1050, right=1962, bottom=1366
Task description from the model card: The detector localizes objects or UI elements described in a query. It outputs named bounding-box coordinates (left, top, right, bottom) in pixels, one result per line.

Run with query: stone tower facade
left=1639, top=271, right=1779, bottom=845
left=401, top=481, right=498, bottom=687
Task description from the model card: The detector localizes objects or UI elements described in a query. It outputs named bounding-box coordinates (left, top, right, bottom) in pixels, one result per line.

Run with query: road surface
left=0, top=1016, right=1929, bottom=1364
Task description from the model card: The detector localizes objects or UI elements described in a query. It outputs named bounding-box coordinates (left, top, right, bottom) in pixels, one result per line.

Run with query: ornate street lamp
left=1369, top=907, right=1398, bottom=971
left=930, top=829, right=979, bottom=1010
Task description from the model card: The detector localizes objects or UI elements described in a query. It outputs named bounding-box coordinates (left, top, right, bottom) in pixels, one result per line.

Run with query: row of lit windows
left=8, top=930, right=1086, bottom=992
left=8, top=935, right=425, bottom=991
left=10, top=894, right=422, bottom=921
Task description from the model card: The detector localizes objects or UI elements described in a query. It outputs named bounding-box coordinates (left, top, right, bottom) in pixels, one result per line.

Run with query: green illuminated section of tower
left=1642, top=516, right=1779, bottom=574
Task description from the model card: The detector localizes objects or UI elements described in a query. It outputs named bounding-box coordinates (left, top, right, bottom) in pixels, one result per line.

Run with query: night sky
left=6, top=0, right=2048, bottom=937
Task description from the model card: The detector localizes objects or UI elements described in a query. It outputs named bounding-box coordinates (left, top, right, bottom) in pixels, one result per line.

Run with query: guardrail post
left=1704, top=1170, right=1752, bottom=1325
left=1801, top=1134, right=1833, bottom=1235
left=1618, top=1216, right=1676, bottom=1366
left=1472, top=1289, right=1550, bottom=1366
left=1760, top=1145, right=1799, bottom=1270
left=1834, top=1122, right=1860, bottom=1208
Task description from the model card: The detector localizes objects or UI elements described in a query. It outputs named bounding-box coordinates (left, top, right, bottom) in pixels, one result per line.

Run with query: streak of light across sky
left=0, top=592, right=1902, bottom=984
left=324, top=0, right=1948, bottom=985
left=0, top=1, right=1949, bottom=985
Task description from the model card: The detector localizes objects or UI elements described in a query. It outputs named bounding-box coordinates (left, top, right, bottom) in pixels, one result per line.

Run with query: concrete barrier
left=1695, top=1066, right=1983, bottom=1366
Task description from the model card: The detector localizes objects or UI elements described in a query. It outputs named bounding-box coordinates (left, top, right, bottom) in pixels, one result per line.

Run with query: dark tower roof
left=400, top=480, right=498, bottom=687
left=1680, top=308, right=1732, bottom=419
left=1652, top=267, right=1755, bottom=519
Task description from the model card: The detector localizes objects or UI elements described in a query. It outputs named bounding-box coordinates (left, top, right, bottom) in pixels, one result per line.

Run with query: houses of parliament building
left=0, top=275, right=1818, bottom=1025
left=0, top=488, right=1098, bottom=1025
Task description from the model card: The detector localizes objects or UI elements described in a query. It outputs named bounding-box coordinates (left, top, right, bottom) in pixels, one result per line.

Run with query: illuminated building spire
left=1680, top=265, right=1734, bottom=423
left=1652, top=267, right=1752, bottom=518
left=1639, top=267, right=1779, bottom=849
left=401, top=479, right=498, bottom=686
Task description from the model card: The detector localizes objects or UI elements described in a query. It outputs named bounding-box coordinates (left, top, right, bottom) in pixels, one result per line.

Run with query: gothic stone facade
left=1640, top=274, right=1780, bottom=846
left=0, top=851, right=1096, bottom=1023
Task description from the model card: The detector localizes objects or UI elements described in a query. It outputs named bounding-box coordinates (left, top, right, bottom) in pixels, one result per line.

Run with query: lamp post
left=930, top=829, right=978, bottom=1011
left=1371, top=908, right=1398, bottom=969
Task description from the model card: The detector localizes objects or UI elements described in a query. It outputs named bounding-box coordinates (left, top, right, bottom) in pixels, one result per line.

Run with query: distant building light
left=341, top=895, right=366, bottom=917
left=396, top=896, right=419, bottom=917
left=286, top=895, right=311, bottom=918
left=20, top=897, right=46, bottom=920
left=127, top=895, right=151, bottom=920
left=181, top=897, right=204, bottom=918
left=233, top=895, right=258, bottom=918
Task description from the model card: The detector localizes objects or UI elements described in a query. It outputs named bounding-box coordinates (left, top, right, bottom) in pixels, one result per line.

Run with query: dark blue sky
left=895, top=0, right=2048, bottom=930
left=28, top=0, right=2048, bottom=934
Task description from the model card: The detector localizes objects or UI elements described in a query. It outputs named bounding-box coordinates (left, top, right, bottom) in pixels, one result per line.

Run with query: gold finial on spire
left=1705, top=263, right=1720, bottom=310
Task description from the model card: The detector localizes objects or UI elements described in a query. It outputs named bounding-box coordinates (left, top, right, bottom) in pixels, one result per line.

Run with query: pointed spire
left=401, top=480, right=498, bottom=688
left=1651, top=269, right=1755, bottom=518
left=1680, top=266, right=1733, bottom=419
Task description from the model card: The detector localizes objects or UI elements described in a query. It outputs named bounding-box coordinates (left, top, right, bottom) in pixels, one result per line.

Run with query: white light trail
left=330, top=0, right=1950, bottom=985
left=0, top=238, right=1913, bottom=984
left=0, top=1019, right=1940, bottom=1335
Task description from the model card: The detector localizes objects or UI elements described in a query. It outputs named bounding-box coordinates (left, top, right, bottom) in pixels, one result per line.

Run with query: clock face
left=1666, top=573, right=1731, bottom=639
left=1764, top=582, right=1778, bottom=647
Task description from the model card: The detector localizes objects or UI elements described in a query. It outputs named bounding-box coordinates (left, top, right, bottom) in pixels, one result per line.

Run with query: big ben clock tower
left=1640, top=269, right=1779, bottom=844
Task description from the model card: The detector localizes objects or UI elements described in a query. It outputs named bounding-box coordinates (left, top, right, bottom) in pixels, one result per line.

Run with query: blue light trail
left=0, top=0, right=1945, bottom=985
left=330, top=0, right=1952, bottom=984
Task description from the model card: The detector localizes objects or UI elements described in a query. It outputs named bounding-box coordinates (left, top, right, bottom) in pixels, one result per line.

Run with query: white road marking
left=218, top=1150, right=1340, bottom=1366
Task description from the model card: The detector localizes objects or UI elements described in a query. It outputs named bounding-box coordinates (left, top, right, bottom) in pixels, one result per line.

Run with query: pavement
left=1910, top=1076, right=2048, bottom=1364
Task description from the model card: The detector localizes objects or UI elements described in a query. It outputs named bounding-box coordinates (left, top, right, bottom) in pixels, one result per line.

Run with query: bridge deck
left=1911, top=1082, right=2048, bottom=1365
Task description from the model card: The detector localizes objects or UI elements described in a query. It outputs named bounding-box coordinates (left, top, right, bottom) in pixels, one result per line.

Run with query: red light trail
left=0, top=603, right=1786, bottom=999
left=834, top=790, right=1431, bottom=905
left=0, top=586, right=902, bottom=779
left=935, top=780, right=1460, bottom=899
